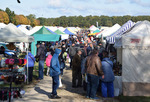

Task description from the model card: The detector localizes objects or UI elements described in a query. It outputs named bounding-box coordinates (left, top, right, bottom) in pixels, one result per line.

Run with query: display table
left=114, top=76, right=122, bottom=96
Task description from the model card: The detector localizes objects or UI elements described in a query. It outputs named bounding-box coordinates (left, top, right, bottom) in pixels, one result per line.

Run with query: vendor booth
left=0, top=23, right=34, bottom=101
left=121, top=20, right=150, bottom=96
left=31, top=26, right=60, bottom=56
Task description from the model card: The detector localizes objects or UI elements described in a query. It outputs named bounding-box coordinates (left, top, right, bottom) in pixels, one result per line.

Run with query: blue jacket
left=101, top=58, right=115, bottom=82
left=49, top=49, right=61, bottom=77
left=25, top=52, right=35, bottom=67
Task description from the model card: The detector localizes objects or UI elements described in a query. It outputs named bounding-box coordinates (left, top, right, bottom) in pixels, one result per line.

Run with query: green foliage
left=5, top=7, right=16, bottom=23
left=26, top=14, right=39, bottom=27
left=37, top=15, right=150, bottom=27
left=1, top=8, right=150, bottom=27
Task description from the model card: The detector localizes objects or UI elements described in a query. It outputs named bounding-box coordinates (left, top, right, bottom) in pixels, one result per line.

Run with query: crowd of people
left=24, top=34, right=115, bottom=100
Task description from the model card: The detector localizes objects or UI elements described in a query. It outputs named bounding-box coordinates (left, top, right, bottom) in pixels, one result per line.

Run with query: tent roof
left=64, top=28, right=75, bottom=35
left=54, top=29, right=65, bottom=34
left=46, top=28, right=58, bottom=34
left=0, top=23, right=6, bottom=29
left=122, top=20, right=150, bottom=47
left=33, top=26, right=53, bottom=35
left=89, top=25, right=98, bottom=31
left=0, top=23, right=34, bottom=42
left=67, top=27, right=76, bottom=34
left=32, top=34, right=60, bottom=42
left=93, top=29, right=100, bottom=33
left=97, top=23, right=121, bottom=38
left=17, top=25, right=30, bottom=35
left=28, top=26, right=42, bottom=35
left=108, top=20, right=135, bottom=44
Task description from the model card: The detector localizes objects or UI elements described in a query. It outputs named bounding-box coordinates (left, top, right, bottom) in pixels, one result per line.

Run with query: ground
left=13, top=64, right=119, bottom=102
left=12, top=63, right=150, bottom=102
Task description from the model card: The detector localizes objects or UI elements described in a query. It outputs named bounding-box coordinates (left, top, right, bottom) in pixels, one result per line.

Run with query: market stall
left=0, top=23, right=34, bottom=101
left=31, top=26, right=60, bottom=56
left=121, top=20, right=150, bottom=96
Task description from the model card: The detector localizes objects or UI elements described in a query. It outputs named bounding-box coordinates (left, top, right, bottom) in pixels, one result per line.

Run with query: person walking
left=85, top=49, right=104, bottom=100
left=69, top=42, right=76, bottom=68
left=25, top=51, right=35, bottom=83
left=35, top=42, right=46, bottom=80
left=46, top=52, right=52, bottom=76
left=101, top=51, right=115, bottom=98
left=72, top=49, right=82, bottom=88
left=49, top=48, right=61, bottom=99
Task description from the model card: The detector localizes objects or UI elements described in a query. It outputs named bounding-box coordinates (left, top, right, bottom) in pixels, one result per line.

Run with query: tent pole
left=27, top=43, right=29, bottom=84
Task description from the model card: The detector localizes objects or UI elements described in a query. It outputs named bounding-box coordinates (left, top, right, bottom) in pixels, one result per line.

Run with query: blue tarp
left=16, top=25, right=21, bottom=27
left=64, top=28, right=75, bottom=35
left=46, top=28, right=58, bottom=35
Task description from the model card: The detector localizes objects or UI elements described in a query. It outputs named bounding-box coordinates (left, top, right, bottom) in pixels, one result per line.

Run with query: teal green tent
left=93, top=29, right=100, bottom=33
left=31, top=26, right=60, bottom=55
left=54, top=29, right=65, bottom=34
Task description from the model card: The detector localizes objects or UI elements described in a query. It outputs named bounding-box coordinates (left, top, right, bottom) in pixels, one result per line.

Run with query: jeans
left=86, top=74, right=99, bottom=98
left=38, top=60, right=44, bottom=80
left=52, top=75, right=59, bottom=95
left=101, top=82, right=114, bottom=98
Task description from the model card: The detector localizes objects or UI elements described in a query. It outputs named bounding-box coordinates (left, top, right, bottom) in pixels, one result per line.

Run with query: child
left=46, top=52, right=52, bottom=76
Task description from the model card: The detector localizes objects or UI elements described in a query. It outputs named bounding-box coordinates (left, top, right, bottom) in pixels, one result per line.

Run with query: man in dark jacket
left=49, top=48, right=61, bottom=99
left=86, top=43, right=93, bottom=56
left=69, top=43, right=76, bottom=68
left=101, top=50, right=114, bottom=98
left=72, top=49, right=82, bottom=88
left=85, top=49, right=104, bottom=100
left=36, top=42, right=46, bottom=80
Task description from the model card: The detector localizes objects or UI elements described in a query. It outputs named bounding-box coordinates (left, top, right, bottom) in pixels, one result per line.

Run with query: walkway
left=14, top=68, right=118, bottom=102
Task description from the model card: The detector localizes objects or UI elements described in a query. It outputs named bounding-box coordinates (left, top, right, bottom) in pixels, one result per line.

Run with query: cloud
left=129, top=0, right=150, bottom=7
left=47, top=0, right=71, bottom=8
left=105, top=0, right=122, bottom=4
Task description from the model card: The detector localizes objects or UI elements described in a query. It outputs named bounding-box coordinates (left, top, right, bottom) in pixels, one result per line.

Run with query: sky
left=1, top=0, right=150, bottom=18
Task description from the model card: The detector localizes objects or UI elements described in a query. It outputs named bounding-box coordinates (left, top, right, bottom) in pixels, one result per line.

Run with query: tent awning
left=107, top=20, right=135, bottom=44
left=0, top=23, right=34, bottom=42
left=88, top=33, right=97, bottom=36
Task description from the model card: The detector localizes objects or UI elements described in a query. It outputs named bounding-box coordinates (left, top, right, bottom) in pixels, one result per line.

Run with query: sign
left=131, top=39, right=140, bottom=43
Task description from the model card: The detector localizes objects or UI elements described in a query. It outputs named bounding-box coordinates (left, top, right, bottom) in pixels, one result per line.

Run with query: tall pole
left=27, top=43, right=29, bottom=84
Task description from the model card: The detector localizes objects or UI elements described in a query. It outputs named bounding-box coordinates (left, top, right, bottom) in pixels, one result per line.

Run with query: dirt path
left=14, top=65, right=119, bottom=102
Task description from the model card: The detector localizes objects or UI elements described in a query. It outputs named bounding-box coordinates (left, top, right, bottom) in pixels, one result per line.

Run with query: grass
left=116, top=95, right=150, bottom=102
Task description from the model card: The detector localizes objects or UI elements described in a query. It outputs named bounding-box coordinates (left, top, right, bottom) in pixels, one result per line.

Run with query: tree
left=27, top=14, right=39, bottom=27
left=14, top=15, right=30, bottom=25
left=0, top=11, right=9, bottom=24
left=5, top=7, right=16, bottom=23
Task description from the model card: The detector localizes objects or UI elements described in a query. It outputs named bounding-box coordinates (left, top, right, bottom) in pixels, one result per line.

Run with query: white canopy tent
left=46, top=26, right=58, bottom=32
left=89, top=25, right=98, bottom=33
left=0, top=23, right=6, bottom=30
left=96, top=24, right=121, bottom=38
left=17, top=25, right=30, bottom=35
left=0, top=23, right=34, bottom=84
left=28, top=26, right=42, bottom=35
left=118, top=20, right=150, bottom=96
left=0, top=23, right=34, bottom=42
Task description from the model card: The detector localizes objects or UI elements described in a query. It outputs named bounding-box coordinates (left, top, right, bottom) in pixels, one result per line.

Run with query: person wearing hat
left=72, top=49, right=82, bottom=88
